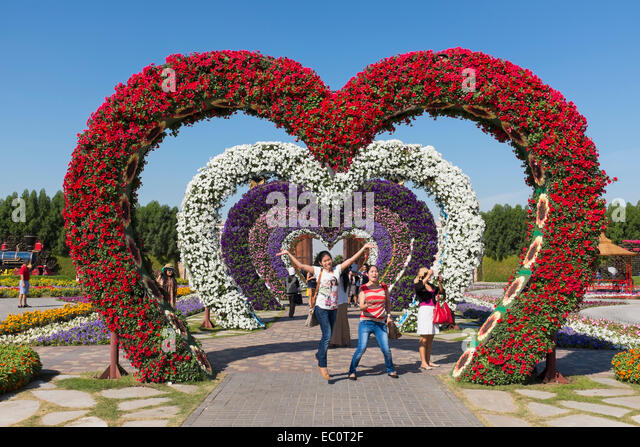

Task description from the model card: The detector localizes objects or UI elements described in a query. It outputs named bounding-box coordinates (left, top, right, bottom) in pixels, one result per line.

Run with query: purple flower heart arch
left=222, top=179, right=437, bottom=311
left=64, top=49, right=609, bottom=384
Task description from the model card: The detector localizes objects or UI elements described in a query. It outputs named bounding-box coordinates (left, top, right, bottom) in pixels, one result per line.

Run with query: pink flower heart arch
left=63, top=48, right=610, bottom=384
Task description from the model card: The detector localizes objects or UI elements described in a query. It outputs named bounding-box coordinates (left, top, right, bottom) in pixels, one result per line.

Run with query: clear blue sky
left=1, top=0, right=638, bottom=224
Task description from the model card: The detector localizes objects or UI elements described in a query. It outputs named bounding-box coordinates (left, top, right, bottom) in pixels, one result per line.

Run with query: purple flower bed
left=33, top=319, right=110, bottom=345
left=555, top=326, right=616, bottom=350
left=175, top=295, right=205, bottom=317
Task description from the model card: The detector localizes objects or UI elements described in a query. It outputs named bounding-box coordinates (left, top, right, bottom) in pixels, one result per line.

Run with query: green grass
left=634, top=276, right=639, bottom=286
left=479, top=255, right=521, bottom=282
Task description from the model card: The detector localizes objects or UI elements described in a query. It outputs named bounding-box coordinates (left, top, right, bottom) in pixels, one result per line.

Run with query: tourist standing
left=415, top=267, right=440, bottom=370
left=285, top=267, right=301, bottom=318
left=329, top=268, right=351, bottom=347
left=277, top=242, right=375, bottom=380
left=348, top=264, right=398, bottom=380
left=157, top=263, right=178, bottom=308
left=18, top=261, right=31, bottom=308
left=348, top=264, right=360, bottom=307
left=306, top=271, right=317, bottom=302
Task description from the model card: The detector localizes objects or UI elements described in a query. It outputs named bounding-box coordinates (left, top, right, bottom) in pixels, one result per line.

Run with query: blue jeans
left=314, top=306, right=336, bottom=368
left=349, top=320, right=395, bottom=375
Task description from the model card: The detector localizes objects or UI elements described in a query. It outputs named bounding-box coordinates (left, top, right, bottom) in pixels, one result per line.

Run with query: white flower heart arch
left=177, top=140, right=484, bottom=329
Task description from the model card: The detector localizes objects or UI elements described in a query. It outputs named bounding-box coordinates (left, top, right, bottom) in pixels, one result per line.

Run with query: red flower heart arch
left=63, top=48, right=610, bottom=384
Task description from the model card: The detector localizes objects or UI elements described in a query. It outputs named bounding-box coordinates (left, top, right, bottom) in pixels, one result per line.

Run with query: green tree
left=481, top=204, right=529, bottom=261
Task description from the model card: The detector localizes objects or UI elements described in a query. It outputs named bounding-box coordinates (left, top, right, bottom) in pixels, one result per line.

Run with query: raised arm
left=340, top=242, right=375, bottom=272
left=276, top=249, right=315, bottom=275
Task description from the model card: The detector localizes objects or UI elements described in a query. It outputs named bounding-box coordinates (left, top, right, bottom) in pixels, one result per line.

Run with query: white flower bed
left=0, top=314, right=101, bottom=345
left=461, top=295, right=640, bottom=350
left=177, top=140, right=484, bottom=328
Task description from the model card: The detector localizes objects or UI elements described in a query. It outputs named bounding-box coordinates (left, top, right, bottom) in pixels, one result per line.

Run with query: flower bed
left=0, top=303, right=93, bottom=335
left=0, top=314, right=103, bottom=345
left=0, top=286, right=82, bottom=298
left=0, top=277, right=79, bottom=287
left=612, top=349, right=640, bottom=383
left=459, top=297, right=640, bottom=350
left=0, top=345, right=42, bottom=394
left=174, top=295, right=205, bottom=317
left=32, top=315, right=109, bottom=346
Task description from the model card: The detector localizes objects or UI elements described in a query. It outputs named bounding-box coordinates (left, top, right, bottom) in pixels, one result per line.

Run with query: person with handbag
left=277, top=242, right=375, bottom=380
left=285, top=267, right=302, bottom=318
left=414, top=267, right=440, bottom=370
left=347, top=264, right=398, bottom=380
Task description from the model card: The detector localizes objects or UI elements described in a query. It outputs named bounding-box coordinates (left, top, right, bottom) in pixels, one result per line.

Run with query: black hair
left=313, top=251, right=332, bottom=267
left=367, top=264, right=378, bottom=274
left=340, top=268, right=350, bottom=292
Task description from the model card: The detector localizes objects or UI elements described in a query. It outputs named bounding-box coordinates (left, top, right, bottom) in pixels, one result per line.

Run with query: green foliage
left=132, top=201, right=180, bottom=264
left=0, top=345, right=42, bottom=394
left=479, top=255, right=521, bottom=282
left=0, top=189, right=67, bottom=256
left=481, top=204, right=529, bottom=261
left=605, top=200, right=640, bottom=244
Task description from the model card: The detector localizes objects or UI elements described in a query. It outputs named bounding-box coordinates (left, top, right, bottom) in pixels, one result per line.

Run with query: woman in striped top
left=347, top=264, right=398, bottom=380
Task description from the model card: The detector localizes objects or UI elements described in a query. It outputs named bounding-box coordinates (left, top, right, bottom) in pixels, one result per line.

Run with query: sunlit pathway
left=32, top=297, right=624, bottom=427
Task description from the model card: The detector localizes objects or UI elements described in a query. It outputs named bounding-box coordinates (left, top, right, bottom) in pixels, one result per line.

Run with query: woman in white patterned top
left=277, top=242, right=375, bottom=380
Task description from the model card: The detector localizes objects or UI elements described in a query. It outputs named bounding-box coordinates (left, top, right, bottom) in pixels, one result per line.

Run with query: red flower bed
left=63, top=49, right=610, bottom=384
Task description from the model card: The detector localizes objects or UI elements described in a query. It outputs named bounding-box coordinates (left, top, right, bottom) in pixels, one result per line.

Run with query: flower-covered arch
left=178, top=140, right=483, bottom=329
left=63, top=49, right=609, bottom=384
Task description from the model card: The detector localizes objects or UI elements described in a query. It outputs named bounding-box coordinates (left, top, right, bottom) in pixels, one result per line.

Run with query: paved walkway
left=29, top=298, right=633, bottom=427
left=0, top=297, right=67, bottom=322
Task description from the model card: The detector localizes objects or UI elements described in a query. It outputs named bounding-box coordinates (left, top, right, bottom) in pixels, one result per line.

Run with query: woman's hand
left=276, top=250, right=290, bottom=257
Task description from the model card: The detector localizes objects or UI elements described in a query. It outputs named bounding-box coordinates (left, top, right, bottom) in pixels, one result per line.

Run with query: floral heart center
left=221, top=179, right=437, bottom=310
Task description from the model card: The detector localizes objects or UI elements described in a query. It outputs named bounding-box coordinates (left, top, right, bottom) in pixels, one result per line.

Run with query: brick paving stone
left=514, top=389, right=556, bottom=400
left=588, top=376, right=631, bottom=388
left=123, top=406, right=180, bottom=419
left=0, top=400, right=40, bottom=427
left=557, top=400, right=631, bottom=417
left=41, top=410, right=89, bottom=426
left=118, top=398, right=171, bottom=411
left=481, top=414, right=531, bottom=427
left=462, top=389, right=516, bottom=413
left=101, top=387, right=166, bottom=399
left=601, top=396, right=640, bottom=410
left=546, top=414, right=634, bottom=427
left=575, top=389, right=636, bottom=397
left=526, top=402, right=571, bottom=418
left=121, top=420, right=169, bottom=427
left=65, top=417, right=108, bottom=427
left=31, top=390, right=95, bottom=408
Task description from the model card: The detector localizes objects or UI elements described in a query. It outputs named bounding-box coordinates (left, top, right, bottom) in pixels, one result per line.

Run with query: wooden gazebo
left=590, top=233, right=637, bottom=293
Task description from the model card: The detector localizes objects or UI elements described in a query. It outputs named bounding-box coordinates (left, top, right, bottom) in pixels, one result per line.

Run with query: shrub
left=0, top=345, right=42, bottom=394
left=612, top=349, right=640, bottom=383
